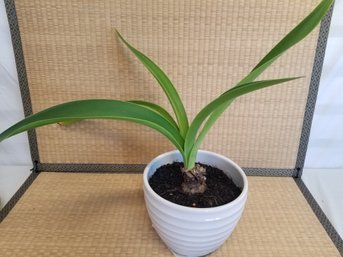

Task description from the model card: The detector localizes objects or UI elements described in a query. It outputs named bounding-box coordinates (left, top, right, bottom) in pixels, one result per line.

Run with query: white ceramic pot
left=143, top=150, right=248, bottom=257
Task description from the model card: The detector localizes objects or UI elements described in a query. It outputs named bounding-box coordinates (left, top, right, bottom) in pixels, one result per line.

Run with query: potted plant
left=0, top=1, right=333, bottom=256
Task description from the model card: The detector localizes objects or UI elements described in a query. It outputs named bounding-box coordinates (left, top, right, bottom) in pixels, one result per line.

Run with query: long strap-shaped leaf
left=0, top=99, right=185, bottom=154
left=184, top=78, right=299, bottom=169
left=116, top=30, right=189, bottom=138
left=128, top=100, right=179, bottom=130
left=239, top=0, right=333, bottom=85
left=57, top=100, right=179, bottom=129
left=184, top=0, right=333, bottom=168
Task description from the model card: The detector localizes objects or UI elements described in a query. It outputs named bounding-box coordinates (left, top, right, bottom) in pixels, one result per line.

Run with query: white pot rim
left=143, top=149, right=248, bottom=214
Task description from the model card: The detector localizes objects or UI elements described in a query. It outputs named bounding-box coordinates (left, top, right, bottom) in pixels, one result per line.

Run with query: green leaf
left=184, top=0, right=334, bottom=168
left=0, top=99, right=185, bottom=153
left=185, top=101, right=231, bottom=169
left=128, top=100, right=179, bottom=130
left=116, top=30, right=189, bottom=138
left=57, top=100, right=179, bottom=130
left=239, top=0, right=333, bottom=85
left=58, top=119, right=84, bottom=126
left=184, top=77, right=300, bottom=169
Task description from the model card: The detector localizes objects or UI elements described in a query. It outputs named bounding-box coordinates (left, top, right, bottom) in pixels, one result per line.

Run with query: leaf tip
left=112, top=28, right=121, bottom=38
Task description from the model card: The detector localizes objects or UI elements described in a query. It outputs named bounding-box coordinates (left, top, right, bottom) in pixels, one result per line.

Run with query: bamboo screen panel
left=15, top=0, right=320, bottom=168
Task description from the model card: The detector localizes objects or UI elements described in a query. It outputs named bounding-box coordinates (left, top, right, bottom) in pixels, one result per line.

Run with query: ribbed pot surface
left=143, top=150, right=248, bottom=257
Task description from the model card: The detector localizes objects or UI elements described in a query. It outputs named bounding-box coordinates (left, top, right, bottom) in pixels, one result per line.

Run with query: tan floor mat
left=0, top=173, right=340, bottom=257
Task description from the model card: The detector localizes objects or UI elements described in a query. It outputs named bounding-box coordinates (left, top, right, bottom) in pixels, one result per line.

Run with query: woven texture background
left=15, top=0, right=320, bottom=168
left=0, top=173, right=340, bottom=256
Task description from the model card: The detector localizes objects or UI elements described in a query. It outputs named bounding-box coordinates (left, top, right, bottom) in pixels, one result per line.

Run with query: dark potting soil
left=148, top=162, right=242, bottom=208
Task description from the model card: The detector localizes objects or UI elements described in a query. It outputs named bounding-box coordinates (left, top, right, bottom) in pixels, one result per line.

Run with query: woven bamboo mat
left=14, top=0, right=319, bottom=168
left=0, top=173, right=339, bottom=257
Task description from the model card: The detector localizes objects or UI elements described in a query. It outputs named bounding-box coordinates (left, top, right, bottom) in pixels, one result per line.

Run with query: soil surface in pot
left=149, top=162, right=242, bottom=208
